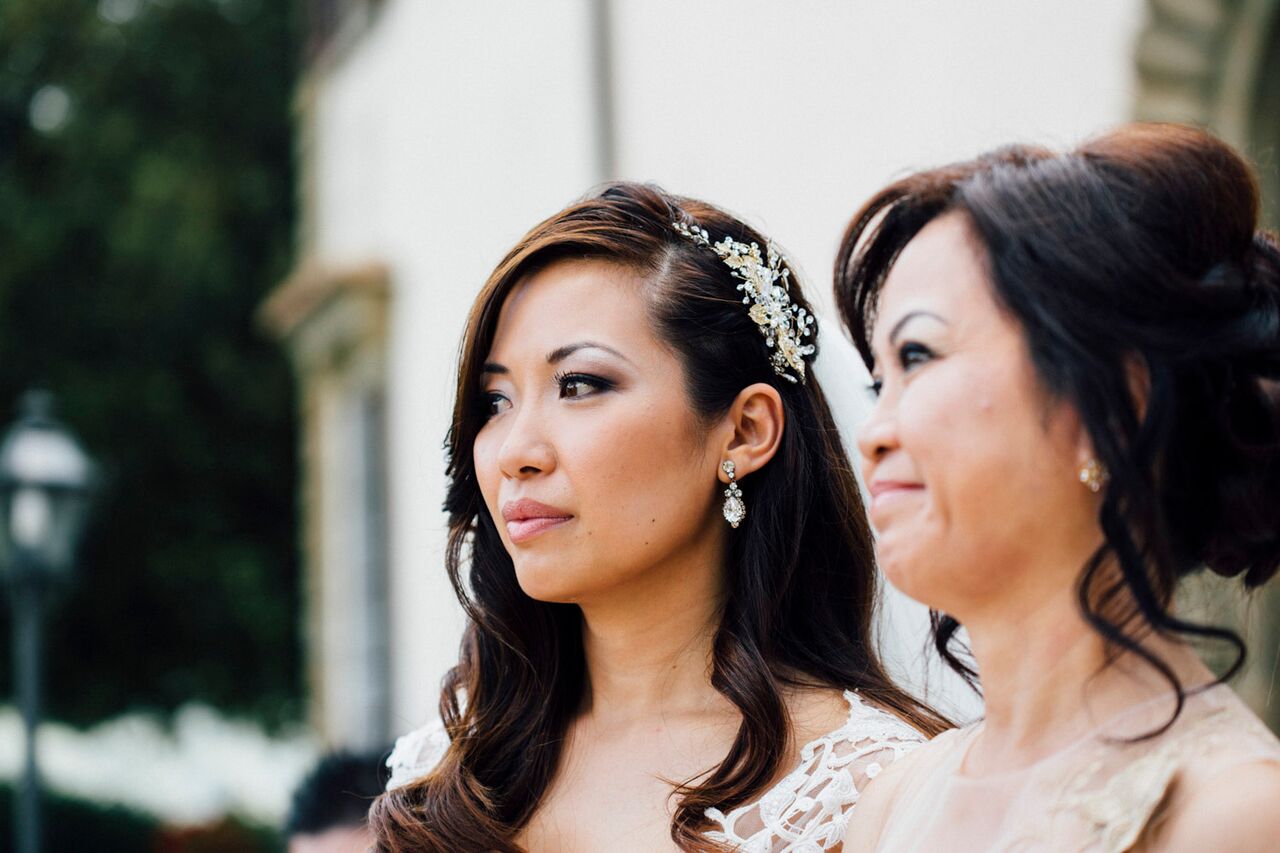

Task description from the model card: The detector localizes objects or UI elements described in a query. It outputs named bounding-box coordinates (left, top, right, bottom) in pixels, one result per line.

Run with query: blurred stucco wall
left=269, top=0, right=1171, bottom=744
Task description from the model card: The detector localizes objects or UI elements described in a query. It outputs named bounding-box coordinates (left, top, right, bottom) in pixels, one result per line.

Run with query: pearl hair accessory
left=673, top=219, right=816, bottom=383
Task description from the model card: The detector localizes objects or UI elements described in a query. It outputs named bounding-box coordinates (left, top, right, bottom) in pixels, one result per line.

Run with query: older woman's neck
left=963, top=577, right=1215, bottom=773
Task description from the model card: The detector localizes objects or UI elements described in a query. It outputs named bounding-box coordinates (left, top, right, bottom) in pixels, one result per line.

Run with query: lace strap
left=385, top=717, right=449, bottom=791
left=705, top=690, right=925, bottom=851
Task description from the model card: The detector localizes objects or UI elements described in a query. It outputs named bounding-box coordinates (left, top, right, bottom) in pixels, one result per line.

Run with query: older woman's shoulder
left=1142, top=690, right=1280, bottom=850
left=1152, top=758, right=1280, bottom=851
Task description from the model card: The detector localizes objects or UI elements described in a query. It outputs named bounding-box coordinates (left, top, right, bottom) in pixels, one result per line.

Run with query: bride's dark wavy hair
left=836, top=123, right=1280, bottom=728
left=369, top=182, right=948, bottom=851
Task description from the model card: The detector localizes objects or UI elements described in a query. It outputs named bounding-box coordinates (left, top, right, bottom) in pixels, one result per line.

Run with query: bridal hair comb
left=673, top=219, right=816, bottom=383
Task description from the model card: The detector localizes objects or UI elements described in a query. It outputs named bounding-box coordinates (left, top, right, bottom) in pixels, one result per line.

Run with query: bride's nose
left=497, top=403, right=557, bottom=480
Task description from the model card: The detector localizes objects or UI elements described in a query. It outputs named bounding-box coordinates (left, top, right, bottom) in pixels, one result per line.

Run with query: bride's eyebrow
left=546, top=341, right=634, bottom=366
left=480, top=342, right=632, bottom=377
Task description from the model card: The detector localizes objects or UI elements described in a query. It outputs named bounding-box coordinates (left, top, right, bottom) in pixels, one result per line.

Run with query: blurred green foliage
left=0, top=784, right=284, bottom=852
left=0, top=0, right=301, bottom=727
left=0, top=784, right=157, bottom=851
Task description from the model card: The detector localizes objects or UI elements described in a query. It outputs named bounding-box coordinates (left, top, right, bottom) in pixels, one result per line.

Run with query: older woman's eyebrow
left=480, top=362, right=507, bottom=375
left=888, top=310, right=949, bottom=345
left=546, top=341, right=633, bottom=365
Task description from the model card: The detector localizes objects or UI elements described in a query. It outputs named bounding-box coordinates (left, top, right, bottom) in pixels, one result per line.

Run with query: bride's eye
left=481, top=392, right=511, bottom=418
left=555, top=372, right=613, bottom=400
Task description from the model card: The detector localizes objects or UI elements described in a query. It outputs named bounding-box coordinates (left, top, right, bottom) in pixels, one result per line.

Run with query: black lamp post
left=0, top=391, right=95, bottom=853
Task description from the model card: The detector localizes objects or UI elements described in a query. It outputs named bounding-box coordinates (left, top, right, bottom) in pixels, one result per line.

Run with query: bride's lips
left=501, top=498, right=574, bottom=544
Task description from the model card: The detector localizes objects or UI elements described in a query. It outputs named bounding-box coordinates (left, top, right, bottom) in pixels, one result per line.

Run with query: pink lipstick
left=501, top=498, right=574, bottom=544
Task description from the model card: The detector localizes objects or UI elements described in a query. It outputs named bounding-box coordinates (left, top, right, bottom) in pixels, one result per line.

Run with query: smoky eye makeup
left=553, top=369, right=617, bottom=399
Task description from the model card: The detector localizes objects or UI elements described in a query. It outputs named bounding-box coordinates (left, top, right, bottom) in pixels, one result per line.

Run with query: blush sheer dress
left=859, top=683, right=1280, bottom=852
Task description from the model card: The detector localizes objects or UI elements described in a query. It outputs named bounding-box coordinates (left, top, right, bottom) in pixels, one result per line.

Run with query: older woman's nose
left=857, top=395, right=899, bottom=466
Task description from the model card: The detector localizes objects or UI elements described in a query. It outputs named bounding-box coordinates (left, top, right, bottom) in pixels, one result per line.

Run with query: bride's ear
left=717, top=383, right=785, bottom=482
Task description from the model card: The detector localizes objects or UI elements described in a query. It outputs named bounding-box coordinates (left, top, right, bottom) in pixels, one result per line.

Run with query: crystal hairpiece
left=673, top=219, right=816, bottom=383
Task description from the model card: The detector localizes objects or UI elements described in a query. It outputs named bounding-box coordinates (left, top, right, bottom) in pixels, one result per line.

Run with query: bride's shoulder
left=839, top=690, right=932, bottom=743
left=790, top=687, right=926, bottom=743
left=704, top=688, right=937, bottom=849
left=789, top=688, right=940, bottom=789
left=385, top=717, right=450, bottom=791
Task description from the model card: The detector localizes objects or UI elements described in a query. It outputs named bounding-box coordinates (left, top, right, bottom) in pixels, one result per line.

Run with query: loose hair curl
left=370, top=182, right=948, bottom=851
left=835, top=123, right=1280, bottom=722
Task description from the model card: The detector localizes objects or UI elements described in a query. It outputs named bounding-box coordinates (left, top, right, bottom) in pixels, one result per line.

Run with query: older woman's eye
left=556, top=372, right=614, bottom=400
left=898, top=341, right=935, bottom=371
left=866, top=377, right=884, bottom=400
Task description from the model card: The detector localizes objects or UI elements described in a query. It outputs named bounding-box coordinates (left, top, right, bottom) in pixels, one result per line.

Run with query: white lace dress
left=386, top=690, right=924, bottom=852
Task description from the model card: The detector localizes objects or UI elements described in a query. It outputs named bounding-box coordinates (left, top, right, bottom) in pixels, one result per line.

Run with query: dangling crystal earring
left=722, top=460, right=745, bottom=529
left=1078, top=458, right=1109, bottom=493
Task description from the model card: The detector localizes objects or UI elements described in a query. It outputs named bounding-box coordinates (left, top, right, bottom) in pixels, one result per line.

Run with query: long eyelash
left=553, top=371, right=615, bottom=392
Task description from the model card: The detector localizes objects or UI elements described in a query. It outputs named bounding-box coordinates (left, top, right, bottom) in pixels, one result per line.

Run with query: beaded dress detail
left=386, top=690, right=923, bottom=851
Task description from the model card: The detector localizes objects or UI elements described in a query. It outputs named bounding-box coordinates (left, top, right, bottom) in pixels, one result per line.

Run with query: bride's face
left=474, top=258, right=725, bottom=604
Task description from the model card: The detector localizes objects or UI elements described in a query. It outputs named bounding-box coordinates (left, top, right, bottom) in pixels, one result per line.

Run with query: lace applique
left=704, top=691, right=924, bottom=852
left=1047, top=707, right=1228, bottom=853
left=991, top=704, right=1256, bottom=852
left=385, top=717, right=449, bottom=791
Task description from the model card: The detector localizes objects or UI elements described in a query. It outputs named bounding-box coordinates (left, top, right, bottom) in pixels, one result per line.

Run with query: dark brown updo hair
left=836, top=123, right=1280, bottom=724
left=369, top=182, right=948, bottom=851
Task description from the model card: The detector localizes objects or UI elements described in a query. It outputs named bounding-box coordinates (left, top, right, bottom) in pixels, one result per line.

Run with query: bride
left=368, top=182, right=947, bottom=852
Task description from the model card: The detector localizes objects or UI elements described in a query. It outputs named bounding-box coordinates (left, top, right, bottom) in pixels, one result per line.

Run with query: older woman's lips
left=502, top=498, right=574, bottom=544
left=868, top=480, right=924, bottom=514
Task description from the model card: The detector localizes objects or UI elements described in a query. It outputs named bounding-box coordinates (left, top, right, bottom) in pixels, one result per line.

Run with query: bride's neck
left=578, top=552, right=728, bottom=726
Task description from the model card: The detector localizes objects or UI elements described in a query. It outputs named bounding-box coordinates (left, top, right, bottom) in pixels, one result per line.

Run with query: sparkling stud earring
left=722, top=460, right=745, bottom=529
left=1078, top=458, right=1109, bottom=493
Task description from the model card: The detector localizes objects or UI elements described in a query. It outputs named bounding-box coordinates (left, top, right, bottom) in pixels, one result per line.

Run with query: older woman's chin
left=874, top=539, right=936, bottom=603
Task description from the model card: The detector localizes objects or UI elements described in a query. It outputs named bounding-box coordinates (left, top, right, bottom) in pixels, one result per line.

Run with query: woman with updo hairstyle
left=368, top=182, right=948, bottom=852
left=835, top=123, right=1280, bottom=851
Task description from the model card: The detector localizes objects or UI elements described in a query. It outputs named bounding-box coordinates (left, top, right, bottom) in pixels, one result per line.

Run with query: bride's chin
left=513, top=565, right=585, bottom=604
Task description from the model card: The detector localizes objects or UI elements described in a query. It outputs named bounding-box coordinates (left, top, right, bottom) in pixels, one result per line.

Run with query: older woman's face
left=857, top=213, right=1099, bottom=619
